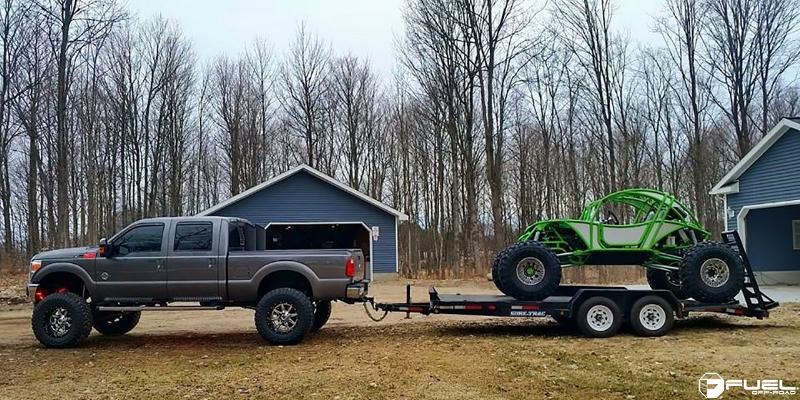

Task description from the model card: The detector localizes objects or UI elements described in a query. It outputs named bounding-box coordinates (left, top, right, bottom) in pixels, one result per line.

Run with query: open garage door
left=265, top=222, right=372, bottom=271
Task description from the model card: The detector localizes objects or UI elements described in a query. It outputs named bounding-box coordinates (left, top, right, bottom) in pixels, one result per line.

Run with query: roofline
left=710, top=118, right=800, bottom=195
left=197, top=164, right=409, bottom=220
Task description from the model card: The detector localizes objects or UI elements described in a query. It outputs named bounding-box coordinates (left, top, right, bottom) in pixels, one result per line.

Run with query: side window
left=174, top=222, right=213, bottom=251
left=793, top=220, right=800, bottom=250
left=115, top=225, right=164, bottom=256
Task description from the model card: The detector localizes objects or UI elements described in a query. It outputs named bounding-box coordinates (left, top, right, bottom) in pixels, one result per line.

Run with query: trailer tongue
left=367, top=230, right=779, bottom=338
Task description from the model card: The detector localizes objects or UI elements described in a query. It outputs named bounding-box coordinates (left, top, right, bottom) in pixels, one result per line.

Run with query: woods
left=1, top=0, right=799, bottom=278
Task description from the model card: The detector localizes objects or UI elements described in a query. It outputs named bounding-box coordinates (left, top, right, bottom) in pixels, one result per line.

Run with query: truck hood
left=32, top=246, right=96, bottom=260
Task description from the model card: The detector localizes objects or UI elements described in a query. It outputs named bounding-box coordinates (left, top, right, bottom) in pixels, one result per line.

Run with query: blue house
left=710, top=118, right=800, bottom=284
left=198, top=164, right=408, bottom=276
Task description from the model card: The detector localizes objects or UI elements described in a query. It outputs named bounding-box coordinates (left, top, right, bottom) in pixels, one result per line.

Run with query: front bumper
left=26, top=283, right=39, bottom=302
left=345, top=281, right=369, bottom=300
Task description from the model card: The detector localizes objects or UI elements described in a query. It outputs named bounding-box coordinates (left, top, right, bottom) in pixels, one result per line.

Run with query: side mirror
left=98, top=238, right=111, bottom=257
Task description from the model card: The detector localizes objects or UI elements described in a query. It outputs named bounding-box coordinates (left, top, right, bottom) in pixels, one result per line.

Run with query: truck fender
left=31, top=263, right=96, bottom=297
left=251, top=261, right=321, bottom=294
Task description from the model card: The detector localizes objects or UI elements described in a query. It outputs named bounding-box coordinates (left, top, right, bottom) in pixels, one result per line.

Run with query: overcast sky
left=128, top=0, right=663, bottom=78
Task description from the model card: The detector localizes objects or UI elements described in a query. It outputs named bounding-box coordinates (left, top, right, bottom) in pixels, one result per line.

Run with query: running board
left=96, top=305, right=225, bottom=312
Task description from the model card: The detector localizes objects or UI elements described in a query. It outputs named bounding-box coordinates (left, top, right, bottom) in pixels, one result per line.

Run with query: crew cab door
left=166, top=220, right=220, bottom=301
left=95, top=222, right=168, bottom=302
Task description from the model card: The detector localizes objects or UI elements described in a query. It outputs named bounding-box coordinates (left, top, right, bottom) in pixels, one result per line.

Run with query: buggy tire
left=646, top=269, right=689, bottom=300
left=491, top=255, right=506, bottom=293
left=575, top=296, right=622, bottom=338
left=629, top=296, right=674, bottom=337
left=255, top=288, right=314, bottom=345
left=311, top=301, right=332, bottom=332
left=31, top=292, right=93, bottom=348
left=92, top=311, right=141, bottom=336
left=494, top=241, right=561, bottom=301
left=680, top=242, right=744, bottom=303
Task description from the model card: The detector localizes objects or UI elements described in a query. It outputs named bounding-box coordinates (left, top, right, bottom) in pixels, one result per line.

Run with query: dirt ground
left=0, top=275, right=798, bottom=400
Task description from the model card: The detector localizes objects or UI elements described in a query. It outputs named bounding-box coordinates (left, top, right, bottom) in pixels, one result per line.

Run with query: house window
left=794, top=220, right=800, bottom=250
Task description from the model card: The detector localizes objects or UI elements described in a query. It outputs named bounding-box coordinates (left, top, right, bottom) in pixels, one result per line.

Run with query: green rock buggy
left=492, top=189, right=744, bottom=303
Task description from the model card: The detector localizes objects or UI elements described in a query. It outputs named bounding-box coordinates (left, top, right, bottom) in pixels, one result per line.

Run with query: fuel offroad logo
left=698, top=372, right=797, bottom=398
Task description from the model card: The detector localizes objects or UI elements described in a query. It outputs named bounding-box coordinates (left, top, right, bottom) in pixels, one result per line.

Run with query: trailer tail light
left=345, top=257, right=356, bottom=278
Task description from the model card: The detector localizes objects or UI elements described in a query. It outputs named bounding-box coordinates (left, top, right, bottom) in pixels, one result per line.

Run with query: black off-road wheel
left=646, top=269, right=689, bottom=300
left=255, top=288, right=314, bottom=345
left=31, top=292, right=93, bottom=348
left=575, top=296, right=623, bottom=338
left=494, top=241, right=561, bottom=301
left=680, top=242, right=744, bottom=303
left=628, top=296, right=674, bottom=337
left=311, top=301, right=332, bottom=332
left=92, top=311, right=141, bottom=336
left=490, top=256, right=506, bottom=293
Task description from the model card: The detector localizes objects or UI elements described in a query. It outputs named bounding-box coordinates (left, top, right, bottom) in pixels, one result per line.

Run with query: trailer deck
left=370, top=230, right=779, bottom=337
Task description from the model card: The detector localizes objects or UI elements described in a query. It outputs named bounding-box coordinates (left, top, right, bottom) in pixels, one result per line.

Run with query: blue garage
left=711, top=117, right=800, bottom=284
left=198, top=164, right=408, bottom=276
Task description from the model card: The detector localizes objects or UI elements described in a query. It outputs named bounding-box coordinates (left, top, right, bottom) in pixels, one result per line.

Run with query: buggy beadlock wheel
left=255, top=288, right=314, bottom=345
left=311, top=301, right=332, bottom=332
left=629, top=296, right=674, bottom=337
left=494, top=241, right=561, bottom=301
left=646, top=269, right=689, bottom=300
left=31, top=292, right=93, bottom=348
left=92, top=311, right=141, bottom=336
left=680, top=242, right=744, bottom=303
left=575, top=297, right=622, bottom=338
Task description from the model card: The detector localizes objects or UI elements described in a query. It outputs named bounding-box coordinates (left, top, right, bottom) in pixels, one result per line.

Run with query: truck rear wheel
left=255, top=288, right=314, bottom=345
left=575, top=296, right=622, bottom=338
left=628, top=295, right=674, bottom=337
left=31, top=292, right=93, bottom=348
left=494, top=241, right=561, bottom=300
left=680, top=242, right=744, bottom=303
left=311, top=301, right=332, bottom=332
left=93, top=311, right=141, bottom=336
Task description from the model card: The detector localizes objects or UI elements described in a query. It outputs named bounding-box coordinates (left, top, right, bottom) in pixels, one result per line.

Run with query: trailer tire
left=311, top=301, right=332, bottom=332
left=680, top=242, right=744, bottom=303
left=576, top=296, right=622, bottom=338
left=31, top=292, right=93, bottom=348
left=646, top=269, right=689, bottom=300
left=494, top=241, right=561, bottom=301
left=92, top=311, right=141, bottom=336
left=255, top=288, right=314, bottom=345
left=628, top=296, right=674, bottom=337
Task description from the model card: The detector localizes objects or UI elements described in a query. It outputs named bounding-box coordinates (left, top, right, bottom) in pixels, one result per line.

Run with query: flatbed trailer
left=370, top=230, right=779, bottom=338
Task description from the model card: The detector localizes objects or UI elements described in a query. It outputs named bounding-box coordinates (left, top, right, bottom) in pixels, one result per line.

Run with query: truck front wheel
left=31, top=292, right=93, bottom=348
left=93, top=311, right=141, bottom=336
left=255, top=288, right=314, bottom=345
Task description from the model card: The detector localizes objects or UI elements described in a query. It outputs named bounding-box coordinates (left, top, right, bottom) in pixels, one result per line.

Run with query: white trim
left=712, top=182, right=739, bottom=195
left=723, top=194, right=729, bottom=231
left=736, top=199, right=800, bottom=248
left=264, top=221, right=375, bottom=278
left=394, top=216, right=399, bottom=274
left=197, top=164, right=409, bottom=220
left=710, top=118, right=800, bottom=195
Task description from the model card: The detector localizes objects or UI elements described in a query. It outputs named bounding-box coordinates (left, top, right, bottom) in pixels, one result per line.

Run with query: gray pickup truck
left=26, top=216, right=369, bottom=348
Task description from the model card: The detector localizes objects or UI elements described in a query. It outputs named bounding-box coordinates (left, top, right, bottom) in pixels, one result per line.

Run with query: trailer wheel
left=31, top=292, right=93, bottom=348
left=494, top=241, right=561, bottom=301
left=646, top=269, right=689, bottom=300
left=680, top=242, right=744, bottom=303
left=628, top=296, right=674, bottom=337
left=255, top=288, right=314, bottom=345
left=575, top=297, right=622, bottom=338
left=310, top=301, right=332, bottom=332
